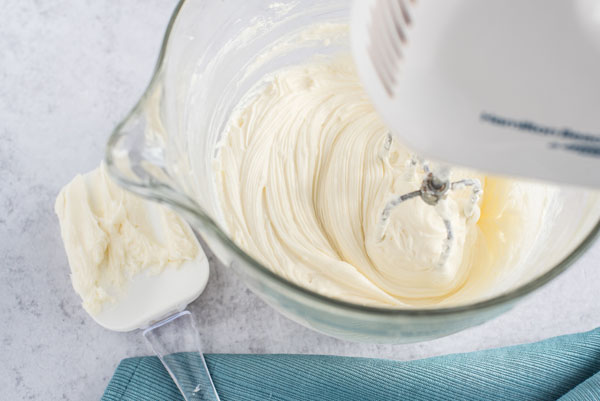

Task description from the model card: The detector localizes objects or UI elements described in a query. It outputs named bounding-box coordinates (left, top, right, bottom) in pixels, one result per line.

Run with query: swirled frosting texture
left=215, top=56, right=559, bottom=307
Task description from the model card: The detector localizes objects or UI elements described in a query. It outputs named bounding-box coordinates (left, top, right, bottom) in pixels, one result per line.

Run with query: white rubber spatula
left=63, top=169, right=219, bottom=401
left=95, top=254, right=219, bottom=401
left=351, top=0, right=600, bottom=188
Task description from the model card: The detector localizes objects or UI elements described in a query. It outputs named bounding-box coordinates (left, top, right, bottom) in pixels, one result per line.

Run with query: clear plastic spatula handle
left=143, top=311, right=220, bottom=401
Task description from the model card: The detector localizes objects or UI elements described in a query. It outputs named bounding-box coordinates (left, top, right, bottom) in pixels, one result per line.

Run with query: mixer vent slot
left=367, top=0, right=414, bottom=97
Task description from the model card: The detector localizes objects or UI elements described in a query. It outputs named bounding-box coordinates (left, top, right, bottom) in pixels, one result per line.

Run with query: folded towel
left=102, top=327, right=600, bottom=401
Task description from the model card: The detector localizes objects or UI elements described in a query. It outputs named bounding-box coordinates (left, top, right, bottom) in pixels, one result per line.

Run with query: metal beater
left=378, top=136, right=482, bottom=268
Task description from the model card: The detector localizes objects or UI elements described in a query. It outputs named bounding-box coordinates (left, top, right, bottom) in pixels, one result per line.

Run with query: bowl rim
left=106, top=0, right=600, bottom=318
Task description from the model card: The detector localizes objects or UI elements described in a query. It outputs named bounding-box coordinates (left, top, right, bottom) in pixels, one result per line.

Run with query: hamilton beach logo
left=480, top=112, right=600, bottom=158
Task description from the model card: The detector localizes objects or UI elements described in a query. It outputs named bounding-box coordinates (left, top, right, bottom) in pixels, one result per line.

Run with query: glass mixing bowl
left=106, top=0, right=600, bottom=343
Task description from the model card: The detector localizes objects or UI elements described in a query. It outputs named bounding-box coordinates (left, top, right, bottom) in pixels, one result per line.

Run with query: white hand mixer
left=351, top=0, right=600, bottom=264
left=352, top=0, right=600, bottom=187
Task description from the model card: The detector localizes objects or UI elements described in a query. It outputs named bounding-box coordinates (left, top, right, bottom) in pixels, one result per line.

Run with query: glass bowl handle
left=106, top=83, right=174, bottom=196
left=105, top=83, right=206, bottom=223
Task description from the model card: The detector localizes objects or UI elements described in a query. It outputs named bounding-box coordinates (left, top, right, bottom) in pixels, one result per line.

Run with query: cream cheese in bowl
left=214, top=53, right=562, bottom=308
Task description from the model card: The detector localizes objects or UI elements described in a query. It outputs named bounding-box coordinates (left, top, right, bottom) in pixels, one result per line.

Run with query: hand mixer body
left=352, top=0, right=600, bottom=188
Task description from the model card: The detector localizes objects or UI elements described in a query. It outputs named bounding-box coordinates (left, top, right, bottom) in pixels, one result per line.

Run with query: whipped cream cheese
left=55, top=164, right=198, bottom=314
left=214, top=56, right=560, bottom=307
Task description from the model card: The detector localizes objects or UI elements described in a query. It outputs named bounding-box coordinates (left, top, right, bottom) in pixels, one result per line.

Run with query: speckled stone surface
left=1, top=1, right=599, bottom=400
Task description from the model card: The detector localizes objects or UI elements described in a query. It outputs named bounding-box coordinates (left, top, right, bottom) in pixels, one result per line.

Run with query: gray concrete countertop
left=1, top=1, right=599, bottom=400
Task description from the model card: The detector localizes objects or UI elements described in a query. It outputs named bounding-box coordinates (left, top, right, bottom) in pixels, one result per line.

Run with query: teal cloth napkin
left=102, top=328, right=600, bottom=401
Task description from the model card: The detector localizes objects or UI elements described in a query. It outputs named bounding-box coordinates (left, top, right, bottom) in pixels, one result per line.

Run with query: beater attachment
left=378, top=149, right=482, bottom=268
